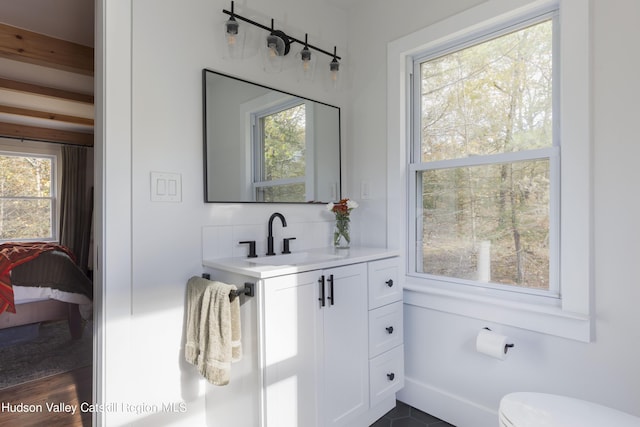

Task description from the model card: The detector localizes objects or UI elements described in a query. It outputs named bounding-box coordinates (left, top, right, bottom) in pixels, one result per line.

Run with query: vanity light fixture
left=299, top=34, right=316, bottom=81
left=222, top=1, right=342, bottom=81
left=329, top=46, right=340, bottom=87
left=300, top=34, right=312, bottom=69
left=224, top=1, right=244, bottom=58
left=224, top=1, right=239, bottom=46
left=266, top=19, right=291, bottom=57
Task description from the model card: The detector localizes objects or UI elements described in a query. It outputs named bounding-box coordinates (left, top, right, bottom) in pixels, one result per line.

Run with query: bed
left=0, top=243, right=93, bottom=340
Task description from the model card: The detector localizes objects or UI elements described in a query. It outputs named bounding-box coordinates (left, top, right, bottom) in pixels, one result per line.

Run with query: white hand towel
left=184, top=276, right=242, bottom=385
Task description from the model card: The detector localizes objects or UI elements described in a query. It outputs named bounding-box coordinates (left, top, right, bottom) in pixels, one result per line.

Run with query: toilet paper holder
left=483, top=327, right=515, bottom=354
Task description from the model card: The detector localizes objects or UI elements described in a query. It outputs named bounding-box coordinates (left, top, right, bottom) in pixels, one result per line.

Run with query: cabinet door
left=262, top=271, right=321, bottom=427
left=322, top=263, right=369, bottom=427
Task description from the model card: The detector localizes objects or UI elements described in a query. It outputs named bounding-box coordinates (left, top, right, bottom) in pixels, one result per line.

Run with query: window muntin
left=410, top=16, right=558, bottom=296
left=0, top=152, right=56, bottom=241
left=254, top=102, right=307, bottom=202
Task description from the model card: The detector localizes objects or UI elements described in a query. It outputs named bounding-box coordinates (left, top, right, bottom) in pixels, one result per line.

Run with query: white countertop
left=203, top=246, right=400, bottom=279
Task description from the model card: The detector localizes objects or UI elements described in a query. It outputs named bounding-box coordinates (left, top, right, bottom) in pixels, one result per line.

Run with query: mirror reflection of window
left=254, top=102, right=307, bottom=202
left=203, top=69, right=340, bottom=203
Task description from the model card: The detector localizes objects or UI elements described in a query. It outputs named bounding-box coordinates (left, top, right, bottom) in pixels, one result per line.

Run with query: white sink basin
left=251, top=252, right=342, bottom=266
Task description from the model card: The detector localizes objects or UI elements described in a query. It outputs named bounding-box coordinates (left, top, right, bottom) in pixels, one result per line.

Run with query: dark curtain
left=59, top=145, right=93, bottom=275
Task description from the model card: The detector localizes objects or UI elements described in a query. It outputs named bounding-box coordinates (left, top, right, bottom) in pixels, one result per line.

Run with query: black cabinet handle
left=328, top=274, right=334, bottom=306
left=318, top=276, right=325, bottom=307
left=386, top=279, right=394, bottom=287
left=386, top=326, right=394, bottom=334
left=387, top=373, right=395, bottom=381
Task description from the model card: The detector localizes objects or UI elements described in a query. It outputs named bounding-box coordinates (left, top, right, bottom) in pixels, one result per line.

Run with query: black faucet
left=266, top=212, right=287, bottom=256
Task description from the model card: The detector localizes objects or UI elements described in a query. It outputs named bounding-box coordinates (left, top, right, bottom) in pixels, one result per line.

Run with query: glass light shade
left=263, top=35, right=284, bottom=72
left=266, top=33, right=286, bottom=56
left=298, top=46, right=316, bottom=81
left=225, top=17, right=239, bottom=43
left=329, top=58, right=340, bottom=88
left=224, top=17, right=244, bottom=59
left=263, top=31, right=290, bottom=72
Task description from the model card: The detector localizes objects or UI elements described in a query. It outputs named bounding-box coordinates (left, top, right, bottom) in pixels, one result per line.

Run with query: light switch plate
left=360, top=180, right=370, bottom=200
left=151, top=171, right=182, bottom=202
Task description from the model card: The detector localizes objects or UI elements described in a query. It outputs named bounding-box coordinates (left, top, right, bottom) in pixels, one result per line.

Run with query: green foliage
left=420, top=20, right=552, bottom=161
left=260, top=183, right=306, bottom=202
left=262, top=104, right=306, bottom=181
left=0, top=154, right=53, bottom=240
left=418, top=20, right=553, bottom=289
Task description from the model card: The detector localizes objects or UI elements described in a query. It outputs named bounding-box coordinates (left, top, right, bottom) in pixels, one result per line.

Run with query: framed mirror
left=203, top=69, right=341, bottom=203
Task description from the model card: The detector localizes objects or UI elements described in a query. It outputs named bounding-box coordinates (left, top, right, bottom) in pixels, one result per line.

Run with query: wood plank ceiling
left=0, top=22, right=94, bottom=146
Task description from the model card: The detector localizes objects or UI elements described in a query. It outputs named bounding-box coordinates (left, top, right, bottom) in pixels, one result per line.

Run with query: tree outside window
left=255, top=103, right=307, bottom=202
left=0, top=153, right=55, bottom=241
left=413, top=18, right=556, bottom=292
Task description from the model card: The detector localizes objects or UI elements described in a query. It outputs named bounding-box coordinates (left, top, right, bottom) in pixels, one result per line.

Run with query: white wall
left=98, top=0, right=348, bottom=425
left=345, top=0, right=640, bottom=426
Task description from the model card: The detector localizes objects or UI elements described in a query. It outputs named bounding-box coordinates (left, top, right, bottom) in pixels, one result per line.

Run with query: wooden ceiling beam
left=0, top=23, right=94, bottom=76
left=0, top=77, right=93, bottom=104
left=0, top=121, right=93, bottom=147
left=0, top=105, right=94, bottom=126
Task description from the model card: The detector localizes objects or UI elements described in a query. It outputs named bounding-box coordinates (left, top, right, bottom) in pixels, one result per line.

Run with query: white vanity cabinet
left=203, top=247, right=402, bottom=427
left=367, top=258, right=404, bottom=408
left=262, top=263, right=368, bottom=427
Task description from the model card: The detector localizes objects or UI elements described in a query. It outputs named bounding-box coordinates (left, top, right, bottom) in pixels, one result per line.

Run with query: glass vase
left=333, top=216, right=351, bottom=249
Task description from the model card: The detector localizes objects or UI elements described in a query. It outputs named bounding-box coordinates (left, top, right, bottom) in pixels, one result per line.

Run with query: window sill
left=403, top=278, right=592, bottom=342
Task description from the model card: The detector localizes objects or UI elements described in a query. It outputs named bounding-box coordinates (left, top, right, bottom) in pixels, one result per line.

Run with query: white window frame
left=387, top=0, right=592, bottom=341
left=0, top=138, right=61, bottom=243
left=409, top=12, right=560, bottom=301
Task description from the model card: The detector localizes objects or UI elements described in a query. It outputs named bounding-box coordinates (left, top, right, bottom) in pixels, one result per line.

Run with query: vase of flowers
left=327, top=198, right=358, bottom=249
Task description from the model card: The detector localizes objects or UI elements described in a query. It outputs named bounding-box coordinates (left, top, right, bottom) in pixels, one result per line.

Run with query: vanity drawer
left=368, top=258, right=402, bottom=309
left=369, top=345, right=404, bottom=407
left=369, top=301, right=403, bottom=358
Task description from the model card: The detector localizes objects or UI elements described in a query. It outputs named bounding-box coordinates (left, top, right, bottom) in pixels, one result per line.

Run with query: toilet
left=499, top=392, right=640, bottom=427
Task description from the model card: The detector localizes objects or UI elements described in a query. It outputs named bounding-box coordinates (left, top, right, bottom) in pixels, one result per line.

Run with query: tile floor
left=370, top=400, right=456, bottom=427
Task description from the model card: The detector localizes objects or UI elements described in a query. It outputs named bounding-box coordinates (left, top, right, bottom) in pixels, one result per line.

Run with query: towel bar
left=201, top=274, right=255, bottom=301
left=229, top=283, right=255, bottom=301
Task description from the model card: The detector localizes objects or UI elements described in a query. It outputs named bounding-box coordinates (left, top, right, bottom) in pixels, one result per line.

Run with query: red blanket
left=0, top=242, right=76, bottom=315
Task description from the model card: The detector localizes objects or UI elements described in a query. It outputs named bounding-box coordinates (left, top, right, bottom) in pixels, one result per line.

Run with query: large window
left=410, top=14, right=558, bottom=297
left=391, top=0, right=591, bottom=340
left=0, top=151, right=57, bottom=241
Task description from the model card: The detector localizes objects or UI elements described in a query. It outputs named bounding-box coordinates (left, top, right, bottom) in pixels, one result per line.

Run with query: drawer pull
left=386, top=279, right=394, bottom=287
left=386, top=326, right=394, bottom=334
left=387, top=373, right=395, bottom=381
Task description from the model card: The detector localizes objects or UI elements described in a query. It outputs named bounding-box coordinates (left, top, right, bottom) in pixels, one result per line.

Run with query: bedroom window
left=253, top=100, right=308, bottom=202
left=0, top=151, right=57, bottom=242
left=409, top=13, right=559, bottom=298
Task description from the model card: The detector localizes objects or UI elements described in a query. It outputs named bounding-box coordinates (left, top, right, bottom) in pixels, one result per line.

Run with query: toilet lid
left=499, top=392, right=640, bottom=427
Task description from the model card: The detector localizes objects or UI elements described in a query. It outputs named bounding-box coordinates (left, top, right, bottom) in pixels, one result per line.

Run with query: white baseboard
left=397, top=377, right=498, bottom=427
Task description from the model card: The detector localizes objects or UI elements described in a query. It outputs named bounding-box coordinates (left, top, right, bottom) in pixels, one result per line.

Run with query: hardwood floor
left=0, top=366, right=92, bottom=427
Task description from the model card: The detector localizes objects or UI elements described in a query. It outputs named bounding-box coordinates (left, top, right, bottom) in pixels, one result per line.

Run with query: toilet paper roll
left=476, top=328, right=511, bottom=360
